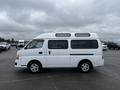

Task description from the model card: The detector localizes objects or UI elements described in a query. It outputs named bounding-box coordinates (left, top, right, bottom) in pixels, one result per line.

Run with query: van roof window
left=75, top=33, right=90, bottom=37
left=55, top=33, right=71, bottom=37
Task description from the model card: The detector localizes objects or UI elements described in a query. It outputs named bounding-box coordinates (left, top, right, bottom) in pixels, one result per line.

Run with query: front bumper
left=14, top=60, right=27, bottom=68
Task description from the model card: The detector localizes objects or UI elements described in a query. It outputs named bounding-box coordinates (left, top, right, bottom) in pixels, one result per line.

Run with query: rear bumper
left=93, top=59, right=104, bottom=67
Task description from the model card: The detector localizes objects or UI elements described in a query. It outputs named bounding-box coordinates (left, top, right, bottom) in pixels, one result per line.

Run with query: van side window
left=71, top=40, right=98, bottom=49
left=48, top=40, right=68, bottom=49
left=25, top=39, right=44, bottom=49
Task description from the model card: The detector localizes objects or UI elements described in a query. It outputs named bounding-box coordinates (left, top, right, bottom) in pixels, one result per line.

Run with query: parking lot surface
left=0, top=47, right=120, bottom=90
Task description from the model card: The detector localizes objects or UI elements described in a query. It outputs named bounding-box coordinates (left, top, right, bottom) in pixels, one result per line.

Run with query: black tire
left=28, top=62, right=41, bottom=73
left=78, top=61, right=92, bottom=73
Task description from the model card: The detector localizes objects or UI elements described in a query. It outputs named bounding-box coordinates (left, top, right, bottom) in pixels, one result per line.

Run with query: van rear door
left=70, top=39, right=102, bottom=67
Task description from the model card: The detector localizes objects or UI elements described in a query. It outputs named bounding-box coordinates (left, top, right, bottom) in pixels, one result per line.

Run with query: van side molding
left=70, top=54, right=94, bottom=55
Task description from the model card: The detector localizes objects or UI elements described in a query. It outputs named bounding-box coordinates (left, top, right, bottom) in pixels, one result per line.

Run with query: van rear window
left=71, top=40, right=98, bottom=49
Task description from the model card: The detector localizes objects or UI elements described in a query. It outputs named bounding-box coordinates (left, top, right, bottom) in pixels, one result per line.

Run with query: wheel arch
left=27, top=59, right=42, bottom=68
left=77, top=59, right=93, bottom=69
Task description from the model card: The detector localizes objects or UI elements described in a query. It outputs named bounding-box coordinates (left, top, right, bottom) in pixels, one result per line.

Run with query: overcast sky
left=0, top=0, right=120, bottom=41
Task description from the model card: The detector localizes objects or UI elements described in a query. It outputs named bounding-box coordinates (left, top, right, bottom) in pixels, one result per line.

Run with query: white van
left=17, top=40, right=25, bottom=47
left=15, top=33, right=104, bottom=73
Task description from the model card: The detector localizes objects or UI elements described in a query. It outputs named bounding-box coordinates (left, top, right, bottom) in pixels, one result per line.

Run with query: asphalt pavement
left=0, top=47, right=120, bottom=90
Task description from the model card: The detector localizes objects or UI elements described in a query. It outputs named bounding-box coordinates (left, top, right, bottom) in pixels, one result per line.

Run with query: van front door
left=46, top=40, right=70, bottom=67
left=23, top=39, right=46, bottom=67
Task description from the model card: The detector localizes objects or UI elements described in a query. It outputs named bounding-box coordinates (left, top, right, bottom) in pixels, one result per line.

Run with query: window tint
left=75, top=33, right=90, bottom=37
left=55, top=33, right=71, bottom=37
left=48, top=40, right=68, bottom=49
left=71, top=40, right=98, bottom=49
left=25, top=39, right=44, bottom=49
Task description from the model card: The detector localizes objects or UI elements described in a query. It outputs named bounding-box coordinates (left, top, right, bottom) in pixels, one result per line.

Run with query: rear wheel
left=78, top=61, right=92, bottom=73
left=28, top=62, right=41, bottom=73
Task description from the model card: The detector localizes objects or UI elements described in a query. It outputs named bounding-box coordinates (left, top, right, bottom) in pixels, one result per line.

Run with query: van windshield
left=25, top=39, right=44, bottom=49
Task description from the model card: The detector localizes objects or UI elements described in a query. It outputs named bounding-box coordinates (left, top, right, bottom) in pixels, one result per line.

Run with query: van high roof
left=34, top=33, right=99, bottom=39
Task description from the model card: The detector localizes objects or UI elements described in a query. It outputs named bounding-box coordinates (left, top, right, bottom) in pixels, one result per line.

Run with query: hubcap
left=30, top=63, right=39, bottom=72
left=81, top=63, right=90, bottom=72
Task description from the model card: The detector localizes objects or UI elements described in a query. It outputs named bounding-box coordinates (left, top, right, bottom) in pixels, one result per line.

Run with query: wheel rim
left=30, top=63, right=39, bottom=72
left=81, top=63, right=90, bottom=72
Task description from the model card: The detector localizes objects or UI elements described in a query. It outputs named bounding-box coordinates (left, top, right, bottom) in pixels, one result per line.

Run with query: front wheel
left=28, top=62, right=41, bottom=73
left=78, top=62, right=92, bottom=73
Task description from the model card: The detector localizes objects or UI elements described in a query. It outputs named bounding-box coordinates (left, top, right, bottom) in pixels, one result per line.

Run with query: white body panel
left=15, top=33, right=104, bottom=69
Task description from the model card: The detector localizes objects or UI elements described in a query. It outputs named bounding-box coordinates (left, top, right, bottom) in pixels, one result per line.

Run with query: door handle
left=39, top=52, right=43, bottom=54
left=49, top=51, right=51, bottom=55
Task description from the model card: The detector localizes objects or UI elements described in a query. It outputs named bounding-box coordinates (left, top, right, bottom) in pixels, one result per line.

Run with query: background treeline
left=0, top=37, right=17, bottom=43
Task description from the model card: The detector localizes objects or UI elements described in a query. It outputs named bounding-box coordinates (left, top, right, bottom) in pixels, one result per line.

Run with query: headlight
left=16, top=54, right=19, bottom=60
